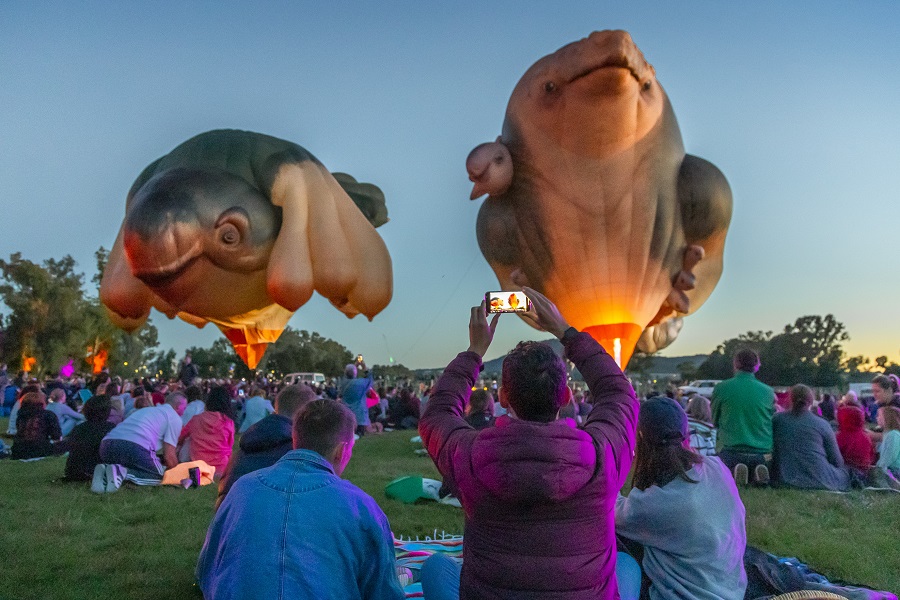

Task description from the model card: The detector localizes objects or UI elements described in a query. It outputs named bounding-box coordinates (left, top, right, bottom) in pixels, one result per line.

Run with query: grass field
left=1, top=427, right=897, bottom=599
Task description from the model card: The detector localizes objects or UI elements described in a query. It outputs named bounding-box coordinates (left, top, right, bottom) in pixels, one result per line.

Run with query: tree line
left=0, top=251, right=357, bottom=381
left=2, top=250, right=897, bottom=387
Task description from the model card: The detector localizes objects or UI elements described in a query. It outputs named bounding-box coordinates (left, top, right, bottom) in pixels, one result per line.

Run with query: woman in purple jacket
left=419, top=287, right=639, bottom=600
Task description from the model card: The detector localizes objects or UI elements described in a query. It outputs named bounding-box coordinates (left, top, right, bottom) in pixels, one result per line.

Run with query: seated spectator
left=107, top=391, right=125, bottom=426
left=98, top=392, right=186, bottom=486
left=46, top=388, right=85, bottom=437
left=11, top=391, right=63, bottom=460
left=177, top=386, right=235, bottom=477
left=616, top=397, right=747, bottom=600
left=873, top=374, right=900, bottom=410
left=391, top=387, right=421, bottom=430
left=418, top=289, right=638, bottom=599
left=64, top=395, right=116, bottom=481
left=125, top=386, right=152, bottom=419
left=216, top=384, right=316, bottom=509
left=238, top=386, right=274, bottom=434
left=6, top=383, right=40, bottom=436
left=818, top=393, right=836, bottom=422
left=835, top=403, right=874, bottom=477
left=872, top=406, right=900, bottom=489
left=197, top=399, right=404, bottom=600
left=772, top=385, right=849, bottom=491
left=180, top=385, right=206, bottom=426
left=686, top=394, right=717, bottom=456
left=464, top=389, right=495, bottom=430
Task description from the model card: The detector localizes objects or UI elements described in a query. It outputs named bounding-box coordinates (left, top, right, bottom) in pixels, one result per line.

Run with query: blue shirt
left=197, top=449, right=404, bottom=600
left=341, top=374, right=374, bottom=426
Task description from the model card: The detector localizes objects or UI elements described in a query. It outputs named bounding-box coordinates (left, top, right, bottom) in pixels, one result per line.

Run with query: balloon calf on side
left=100, top=129, right=393, bottom=368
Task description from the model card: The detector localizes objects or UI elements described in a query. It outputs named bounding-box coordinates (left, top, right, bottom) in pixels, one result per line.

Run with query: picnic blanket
left=392, top=537, right=896, bottom=600
left=394, top=534, right=463, bottom=598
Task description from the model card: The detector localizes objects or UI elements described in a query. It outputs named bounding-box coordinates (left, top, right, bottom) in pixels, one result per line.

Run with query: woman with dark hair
left=177, top=385, right=235, bottom=476
left=772, top=384, right=849, bottom=491
left=63, top=395, right=116, bottom=481
left=11, top=391, right=63, bottom=459
left=616, top=397, right=746, bottom=600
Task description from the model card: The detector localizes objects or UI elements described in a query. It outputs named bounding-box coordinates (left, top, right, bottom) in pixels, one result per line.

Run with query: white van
left=283, top=372, right=326, bottom=386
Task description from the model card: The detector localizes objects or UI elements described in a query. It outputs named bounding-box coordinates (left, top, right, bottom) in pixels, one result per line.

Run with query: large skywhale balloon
left=100, top=129, right=393, bottom=368
left=467, top=30, right=732, bottom=366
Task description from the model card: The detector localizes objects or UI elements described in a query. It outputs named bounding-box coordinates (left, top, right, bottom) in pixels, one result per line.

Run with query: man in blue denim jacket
left=197, top=399, right=404, bottom=600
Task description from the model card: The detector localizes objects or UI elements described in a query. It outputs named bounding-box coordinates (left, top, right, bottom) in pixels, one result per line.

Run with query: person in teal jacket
left=197, top=399, right=404, bottom=600
left=711, top=349, right=775, bottom=485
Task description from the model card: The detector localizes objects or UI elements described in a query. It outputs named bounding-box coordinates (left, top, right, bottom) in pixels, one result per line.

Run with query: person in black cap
left=615, top=397, right=748, bottom=600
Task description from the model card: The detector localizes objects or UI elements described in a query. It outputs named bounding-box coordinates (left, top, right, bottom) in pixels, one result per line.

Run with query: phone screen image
left=485, top=291, right=532, bottom=313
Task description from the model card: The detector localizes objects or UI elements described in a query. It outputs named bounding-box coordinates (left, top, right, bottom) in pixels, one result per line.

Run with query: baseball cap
left=639, top=396, right=689, bottom=446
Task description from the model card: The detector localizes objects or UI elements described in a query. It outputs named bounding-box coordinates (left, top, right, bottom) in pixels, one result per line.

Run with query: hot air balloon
left=100, top=129, right=393, bottom=368
left=467, top=30, right=732, bottom=366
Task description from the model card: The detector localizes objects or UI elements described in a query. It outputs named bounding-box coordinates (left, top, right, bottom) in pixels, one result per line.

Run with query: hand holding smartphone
left=485, top=291, right=532, bottom=314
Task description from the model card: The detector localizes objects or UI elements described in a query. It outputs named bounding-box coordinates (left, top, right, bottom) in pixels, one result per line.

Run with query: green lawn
left=0, top=428, right=897, bottom=599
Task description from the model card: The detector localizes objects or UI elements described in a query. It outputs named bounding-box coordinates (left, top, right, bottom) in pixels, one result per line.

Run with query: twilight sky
left=1, top=1, right=898, bottom=369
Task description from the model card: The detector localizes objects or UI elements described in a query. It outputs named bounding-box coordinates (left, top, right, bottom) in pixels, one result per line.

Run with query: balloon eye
left=544, top=81, right=556, bottom=93
left=642, top=80, right=652, bottom=91
left=219, top=224, right=240, bottom=245
left=493, top=154, right=505, bottom=164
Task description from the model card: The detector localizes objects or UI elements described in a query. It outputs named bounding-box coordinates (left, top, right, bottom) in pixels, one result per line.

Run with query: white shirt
left=239, top=396, right=274, bottom=433
left=105, top=404, right=182, bottom=452
left=181, top=400, right=206, bottom=426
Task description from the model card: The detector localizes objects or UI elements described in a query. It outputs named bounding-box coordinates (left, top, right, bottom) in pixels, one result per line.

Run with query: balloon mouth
left=582, top=323, right=643, bottom=369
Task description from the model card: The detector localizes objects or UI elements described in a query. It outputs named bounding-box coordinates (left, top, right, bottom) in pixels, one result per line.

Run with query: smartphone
left=485, top=290, right=532, bottom=313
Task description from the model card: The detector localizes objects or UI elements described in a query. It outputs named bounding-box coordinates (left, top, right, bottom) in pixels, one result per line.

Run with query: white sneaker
left=90, top=464, right=107, bottom=494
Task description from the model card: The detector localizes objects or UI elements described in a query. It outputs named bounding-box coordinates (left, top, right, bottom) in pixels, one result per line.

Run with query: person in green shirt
left=711, top=349, right=775, bottom=485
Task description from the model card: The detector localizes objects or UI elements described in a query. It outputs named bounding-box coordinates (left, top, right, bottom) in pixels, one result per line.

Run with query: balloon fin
left=582, top=323, right=643, bottom=369
left=216, top=324, right=285, bottom=369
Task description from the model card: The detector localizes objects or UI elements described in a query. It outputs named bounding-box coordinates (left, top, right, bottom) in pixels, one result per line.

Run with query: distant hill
left=647, top=354, right=707, bottom=375
left=414, top=339, right=708, bottom=380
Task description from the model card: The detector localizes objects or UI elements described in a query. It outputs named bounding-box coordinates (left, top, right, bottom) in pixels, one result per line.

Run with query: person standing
left=711, top=349, right=775, bottom=485
left=340, top=363, right=374, bottom=437
left=178, top=353, right=200, bottom=388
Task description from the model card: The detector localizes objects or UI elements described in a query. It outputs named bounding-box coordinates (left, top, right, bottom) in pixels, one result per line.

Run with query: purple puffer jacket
left=420, top=330, right=638, bottom=600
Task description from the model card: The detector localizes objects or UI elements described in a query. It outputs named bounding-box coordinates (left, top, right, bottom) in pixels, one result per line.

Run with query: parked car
left=678, top=379, right=723, bottom=398
left=283, top=372, right=326, bottom=387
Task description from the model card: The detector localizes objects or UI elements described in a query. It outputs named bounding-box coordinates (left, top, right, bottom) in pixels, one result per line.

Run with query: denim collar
left=279, top=448, right=336, bottom=475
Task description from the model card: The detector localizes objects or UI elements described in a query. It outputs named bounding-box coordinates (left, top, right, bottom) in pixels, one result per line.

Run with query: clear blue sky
left=1, top=1, right=898, bottom=369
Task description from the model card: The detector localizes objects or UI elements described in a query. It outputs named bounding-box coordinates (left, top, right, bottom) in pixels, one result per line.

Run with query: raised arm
left=566, top=330, right=639, bottom=487
left=419, top=304, right=497, bottom=481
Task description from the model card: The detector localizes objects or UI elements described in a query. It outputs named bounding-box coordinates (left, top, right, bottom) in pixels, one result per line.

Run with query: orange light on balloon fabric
left=469, top=30, right=732, bottom=367
left=98, top=130, right=393, bottom=368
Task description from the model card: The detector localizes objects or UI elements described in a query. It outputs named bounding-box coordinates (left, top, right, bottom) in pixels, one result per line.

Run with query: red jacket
left=419, top=331, right=637, bottom=600
left=836, top=405, right=874, bottom=471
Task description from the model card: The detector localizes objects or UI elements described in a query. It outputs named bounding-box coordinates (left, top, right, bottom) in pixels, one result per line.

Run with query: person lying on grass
left=418, top=288, right=639, bottom=600
left=197, top=399, right=404, bottom=600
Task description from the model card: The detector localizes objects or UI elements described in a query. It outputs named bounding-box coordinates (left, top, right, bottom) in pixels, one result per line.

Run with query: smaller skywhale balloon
left=100, top=129, right=393, bottom=367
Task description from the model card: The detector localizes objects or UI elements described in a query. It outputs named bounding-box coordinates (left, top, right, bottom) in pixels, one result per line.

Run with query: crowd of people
left=1, top=289, right=898, bottom=599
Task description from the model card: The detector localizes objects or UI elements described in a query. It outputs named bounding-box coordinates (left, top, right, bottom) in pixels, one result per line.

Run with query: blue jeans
left=419, top=552, right=642, bottom=600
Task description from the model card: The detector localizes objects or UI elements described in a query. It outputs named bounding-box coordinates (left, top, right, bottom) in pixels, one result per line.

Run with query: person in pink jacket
left=419, top=287, right=639, bottom=600
left=178, top=386, right=236, bottom=476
